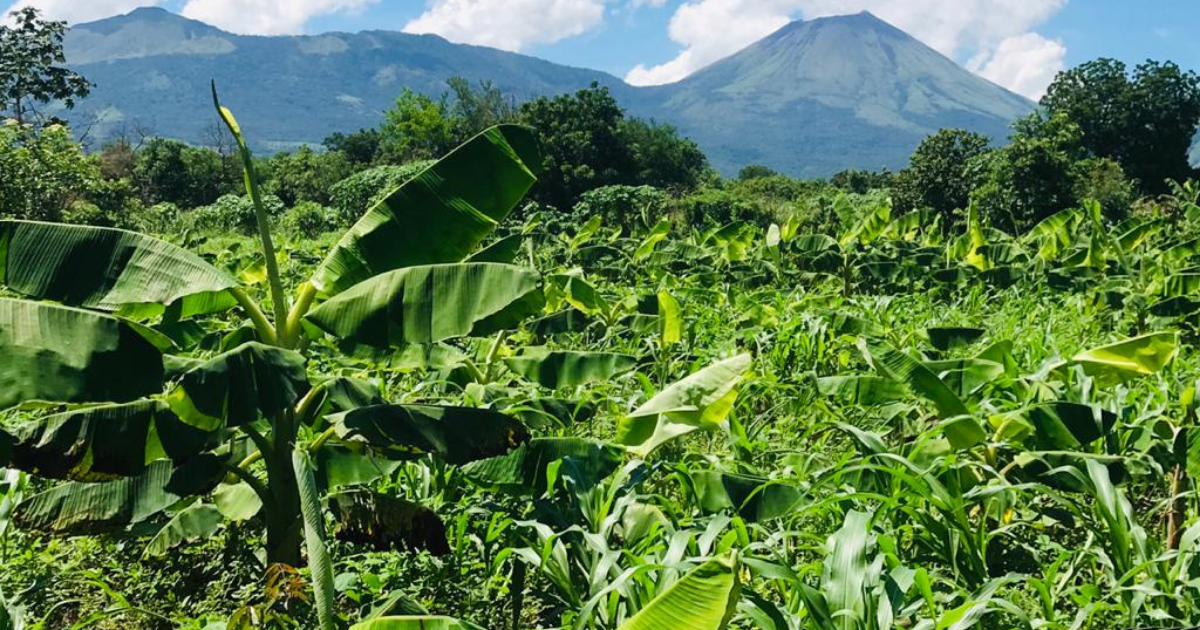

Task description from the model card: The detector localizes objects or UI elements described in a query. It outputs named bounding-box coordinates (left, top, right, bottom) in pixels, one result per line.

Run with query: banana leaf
left=1068, top=332, right=1178, bottom=387
left=167, top=342, right=310, bottom=431
left=14, top=460, right=186, bottom=534
left=5, top=400, right=213, bottom=481
left=504, top=350, right=636, bottom=389
left=143, top=502, right=223, bottom=558
left=0, top=299, right=165, bottom=409
left=330, top=404, right=529, bottom=465
left=461, top=437, right=623, bottom=494
left=615, top=555, right=739, bottom=630
left=0, top=220, right=237, bottom=318
left=310, top=125, right=541, bottom=297
left=307, top=263, right=544, bottom=348
left=616, top=354, right=751, bottom=457
left=691, top=471, right=803, bottom=522
left=350, top=618, right=484, bottom=630
left=815, top=375, right=908, bottom=406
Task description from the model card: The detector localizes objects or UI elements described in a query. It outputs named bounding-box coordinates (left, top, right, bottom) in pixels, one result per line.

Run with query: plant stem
left=282, top=282, right=318, bottom=348
left=230, top=287, right=277, bottom=345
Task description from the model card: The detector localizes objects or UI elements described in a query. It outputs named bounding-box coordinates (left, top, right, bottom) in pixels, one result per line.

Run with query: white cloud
left=179, top=0, right=380, bottom=35
left=403, top=0, right=608, bottom=51
left=626, top=0, right=1069, bottom=98
left=3, top=0, right=166, bottom=24
left=971, top=32, right=1065, bottom=99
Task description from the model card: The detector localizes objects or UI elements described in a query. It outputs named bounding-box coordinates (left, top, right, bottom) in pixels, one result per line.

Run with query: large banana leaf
left=330, top=404, right=529, bottom=465
left=0, top=299, right=165, bottom=409
left=860, top=340, right=969, bottom=419
left=143, top=502, right=223, bottom=558
left=616, top=355, right=751, bottom=457
left=310, top=125, right=542, bottom=297
left=691, top=471, right=803, bottom=522
left=504, top=350, right=636, bottom=389
left=815, top=375, right=908, bottom=406
left=14, top=459, right=184, bottom=534
left=306, top=263, right=544, bottom=348
left=1023, top=402, right=1117, bottom=450
left=5, top=400, right=213, bottom=481
left=461, top=437, right=623, bottom=493
left=0, top=220, right=237, bottom=318
left=167, top=342, right=310, bottom=431
left=615, top=555, right=739, bottom=630
left=1068, top=332, right=1178, bottom=387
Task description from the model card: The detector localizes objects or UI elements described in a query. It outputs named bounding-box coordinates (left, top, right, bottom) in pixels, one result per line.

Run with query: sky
left=6, top=0, right=1199, bottom=100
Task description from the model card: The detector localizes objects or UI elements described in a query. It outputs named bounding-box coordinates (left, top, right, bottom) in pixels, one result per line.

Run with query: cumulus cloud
left=971, top=32, right=1066, bottom=99
left=3, top=0, right=166, bottom=24
left=626, top=0, right=1069, bottom=98
left=403, top=0, right=608, bottom=51
left=179, top=0, right=380, bottom=35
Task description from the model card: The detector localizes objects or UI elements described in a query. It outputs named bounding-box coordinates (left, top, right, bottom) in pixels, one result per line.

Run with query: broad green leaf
left=14, top=460, right=184, bottom=534
left=5, top=400, right=212, bottom=481
left=315, top=446, right=403, bottom=490
left=466, top=234, right=522, bottom=264
left=330, top=404, right=529, bottom=465
left=839, top=197, right=890, bottom=248
left=691, top=471, right=802, bottom=522
left=0, top=299, right=165, bottom=409
left=615, top=555, right=739, bottom=630
left=1022, top=209, right=1080, bottom=261
left=860, top=340, right=969, bottom=419
left=212, top=482, right=263, bottom=521
left=1069, top=332, right=1178, bottom=387
left=616, top=354, right=752, bottom=457
left=143, top=502, right=223, bottom=558
left=0, top=220, right=237, bottom=318
left=504, top=350, right=636, bottom=389
left=1023, top=402, right=1117, bottom=450
left=350, top=618, right=484, bottom=630
left=815, top=375, right=908, bottom=406
left=555, top=274, right=608, bottom=317
left=939, top=415, right=988, bottom=450
left=658, top=291, right=682, bottom=346
left=822, top=510, right=873, bottom=630
left=635, top=220, right=673, bottom=260
left=311, top=125, right=541, bottom=297
left=307, top=263, right=544, bottom=348
left=569, top=215, right=604, bottom=250
left=461, top=437, right=623, bottom=493
left=294, top=450, right=337, bottom=630
left=167, top=342, right=310, bottom=431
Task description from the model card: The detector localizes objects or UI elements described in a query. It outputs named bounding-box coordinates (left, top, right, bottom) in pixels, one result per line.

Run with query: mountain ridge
left=59, top=7, right=1036, bottom=175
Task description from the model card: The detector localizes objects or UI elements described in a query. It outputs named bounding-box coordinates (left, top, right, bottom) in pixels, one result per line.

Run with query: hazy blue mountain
left=61, top=8, right=1034, bottom=174
left=636, top=12, right=1034, bottom=176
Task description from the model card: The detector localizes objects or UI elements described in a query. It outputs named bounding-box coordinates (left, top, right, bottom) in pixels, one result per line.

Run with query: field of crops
left=4, top=116, right=1200, bottom=630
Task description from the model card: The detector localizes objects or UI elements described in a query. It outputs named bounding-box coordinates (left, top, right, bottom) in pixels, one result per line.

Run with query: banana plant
left=0, top=87, right=546, bottom=574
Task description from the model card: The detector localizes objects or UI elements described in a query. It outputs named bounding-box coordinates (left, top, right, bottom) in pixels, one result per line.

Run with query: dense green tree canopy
left=890, top=128, right=992, bottom=229
left=0, top=8, right=91, bottom=124
left=1041, top=58, right=1200, bottom=194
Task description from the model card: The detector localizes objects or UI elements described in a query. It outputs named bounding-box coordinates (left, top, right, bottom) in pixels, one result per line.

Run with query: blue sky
left=9, top=0, right=1199, bottom=99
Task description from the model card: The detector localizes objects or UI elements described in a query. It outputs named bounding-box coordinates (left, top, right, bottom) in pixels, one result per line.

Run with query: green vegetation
left=6, top=8, right=1200, bottom=630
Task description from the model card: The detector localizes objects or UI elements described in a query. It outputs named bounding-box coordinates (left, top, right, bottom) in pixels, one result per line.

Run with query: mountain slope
left=60, top=8, right=1032, bottom=174
left=62, top=8, right=630, bottom=151
left=639, top=12, right=1034, bottom=176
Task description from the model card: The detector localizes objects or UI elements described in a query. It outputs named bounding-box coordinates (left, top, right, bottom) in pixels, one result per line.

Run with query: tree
left=377, top=89, right=454, bottom=164
left=323, top=128, right=380, bottom=166
left=0, top=121, right=99, bottom=221
left=619, top=118, right=709, bottom=191
left=264, top=146, right=353, bottom=207
left=519, top=84, right=636, bottom=209
left=446, top=76, right=517, bottom=140
left=970, top=124, right=1080, bottom=234
left=1041, top=58, right=1200, bottom=193
left=0, top=8, right=91, bottom=124
left=737, top=164, right=778, bottom=181
left=890, top=129, right=992, bottom=230
left=134, top=138, right=232, bottom=208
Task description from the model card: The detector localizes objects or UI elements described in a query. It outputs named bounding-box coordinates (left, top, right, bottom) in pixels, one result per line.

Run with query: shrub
left=675, top=186, right=771, bottom=227
left=329, top=161, right=433, bottom=224
left=279, top=201, right=340, bottom=238
left=569, top=185, right=670, bottom=234
left=182, top=193, right=286, bottom=234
